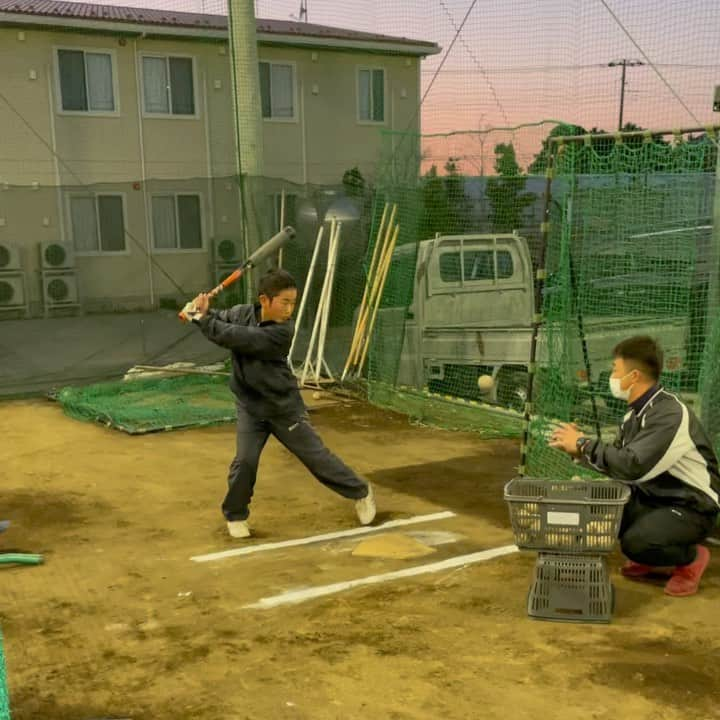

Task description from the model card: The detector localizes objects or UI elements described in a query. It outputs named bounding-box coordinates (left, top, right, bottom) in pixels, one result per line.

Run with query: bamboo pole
left=357, top=223, right=400, bottom=376
left=128, top=365, right=231, bottom=377
left=341, top=202, right=389, bottom=381
left=349, top=204, right=397, bottom=368
left=288, top=224, right=324, bottom=366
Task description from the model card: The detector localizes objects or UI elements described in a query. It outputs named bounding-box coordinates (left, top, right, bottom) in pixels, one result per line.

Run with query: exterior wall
left=258, top=45, right=420, bottom=184
left=0, top=24, right=422, bottom=314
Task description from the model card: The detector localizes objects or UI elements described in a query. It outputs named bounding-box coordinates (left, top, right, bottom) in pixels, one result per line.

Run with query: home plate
left=351, top=533, right=436, bottom=560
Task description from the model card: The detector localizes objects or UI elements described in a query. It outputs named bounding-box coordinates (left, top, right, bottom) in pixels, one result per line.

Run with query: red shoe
left=664, top=545, right=711, bottom=597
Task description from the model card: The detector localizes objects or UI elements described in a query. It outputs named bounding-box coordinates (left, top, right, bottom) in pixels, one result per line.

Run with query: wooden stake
left=315, top=221, right=341, bottom=382
left=288, top=224, right=324, bottom=367
left=300, top=218, right=337, bottom=386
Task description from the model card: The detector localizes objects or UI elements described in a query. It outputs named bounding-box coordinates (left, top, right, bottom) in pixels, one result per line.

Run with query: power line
left=402, top=0, right=480, bottom=132
left=598, top=0, right=719, bottom=147
left=421, top=63, right=720, bottom=75
left=437, top=0, right=508, bottom=124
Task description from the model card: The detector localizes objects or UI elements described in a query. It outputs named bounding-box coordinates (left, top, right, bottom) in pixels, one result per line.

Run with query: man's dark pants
left=620, top=489, right=717, bottom=567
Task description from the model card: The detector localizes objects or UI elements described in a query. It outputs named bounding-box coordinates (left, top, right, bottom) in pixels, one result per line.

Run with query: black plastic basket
left=504, top=477, right=630, bottom=554
left=528, top=553, right=614, bottom=623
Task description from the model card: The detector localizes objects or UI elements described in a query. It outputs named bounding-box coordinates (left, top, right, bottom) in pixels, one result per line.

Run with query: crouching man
left=550, top=336, right=719, bottom=597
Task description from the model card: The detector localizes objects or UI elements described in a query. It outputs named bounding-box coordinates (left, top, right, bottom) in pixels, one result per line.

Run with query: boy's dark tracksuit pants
left=223, top=402, right=369, bottom=522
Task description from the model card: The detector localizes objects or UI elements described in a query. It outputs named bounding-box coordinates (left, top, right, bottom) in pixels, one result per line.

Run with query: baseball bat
left=179, top=226, right=296, bottom=322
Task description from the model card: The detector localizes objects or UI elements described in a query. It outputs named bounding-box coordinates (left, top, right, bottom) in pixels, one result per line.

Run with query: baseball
left=477, top=374, right=494, bottom=393
left=312, top=391, right=321, bottom=400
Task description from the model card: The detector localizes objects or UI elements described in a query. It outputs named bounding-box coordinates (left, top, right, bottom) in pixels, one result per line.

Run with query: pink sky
left=80, top=0, right=720, bottom=171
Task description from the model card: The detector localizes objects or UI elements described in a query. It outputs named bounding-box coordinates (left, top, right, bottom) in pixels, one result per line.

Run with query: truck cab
left=375, top=232, right=688, bottom=412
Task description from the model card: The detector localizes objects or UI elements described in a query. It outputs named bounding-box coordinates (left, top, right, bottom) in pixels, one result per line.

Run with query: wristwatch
left=576, top=437, right=590, bottom=455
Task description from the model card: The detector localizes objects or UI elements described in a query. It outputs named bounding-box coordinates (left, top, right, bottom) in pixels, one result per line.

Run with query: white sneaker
left=355, top=483, right=376, bottom=526
left=227, top=520, right=251, bottom=539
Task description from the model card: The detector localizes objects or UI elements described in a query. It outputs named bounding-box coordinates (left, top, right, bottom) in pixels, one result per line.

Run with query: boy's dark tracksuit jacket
left=578, top=386, right=720, bottom=515
left=194, top=303, right=305, bottom=419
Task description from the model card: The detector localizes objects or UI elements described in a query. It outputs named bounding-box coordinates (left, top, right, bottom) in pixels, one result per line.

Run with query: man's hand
left=549, top=423, right=585, bottom=456
left=192, top=293, right=211, bottom=318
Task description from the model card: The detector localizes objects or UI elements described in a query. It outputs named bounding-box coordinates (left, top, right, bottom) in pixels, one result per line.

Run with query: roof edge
left=0, top=10, right=441, bottom=56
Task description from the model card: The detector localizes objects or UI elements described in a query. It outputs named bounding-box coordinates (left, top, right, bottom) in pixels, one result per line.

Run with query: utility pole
left=608, top=59, right=644, bottom=130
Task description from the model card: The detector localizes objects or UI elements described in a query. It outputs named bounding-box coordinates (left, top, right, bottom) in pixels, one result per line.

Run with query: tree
left=418, top=158, right=473, bottom=239
left=486, top=143, right=535, bottom=233
left=443, top=158, right=473, bottom=234
left=419, top=164, right=450, bottom=240
left=342, top=166, right=366, bottom=197
left=528, top=123, right=587, bottom=175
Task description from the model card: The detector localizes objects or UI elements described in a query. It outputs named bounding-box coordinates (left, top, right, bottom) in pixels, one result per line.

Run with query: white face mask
left=609, top=371, right=635, bottom=401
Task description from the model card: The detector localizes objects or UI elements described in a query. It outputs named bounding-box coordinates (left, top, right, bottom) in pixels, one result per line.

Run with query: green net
left=0, top=631, right=10, bottom=720
left=55, top=374, right=236, bottom=434
left=364, top=124, right=720, bottom=470
left=525, top=128, right=720, bottom=479
left=365, top=123, right=564, bottom=431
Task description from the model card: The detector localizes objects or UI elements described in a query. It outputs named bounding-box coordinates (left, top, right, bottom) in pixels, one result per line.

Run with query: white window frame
left=150, top=192, right=205, bottom=253
left=356, top=66, right=386, bottom=125
left=65, top=192, right=129, bottom=256
left=258, top=59, right=298, bottom=123
left=140, top=53, right=200, bottom=120
left=431, top=240, right=523, bottom=296
left=53, top=45, right=120, bottom=117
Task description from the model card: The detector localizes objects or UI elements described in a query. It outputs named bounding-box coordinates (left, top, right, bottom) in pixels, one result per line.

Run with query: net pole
left=550, top=125, right=720, bottom=146
left=227, top=0, right=264, bottom=302
left=518, top=145, right=558, bottom=477
left=565, top=182, right=602, bottom=438
left=700, top=130, right=720, bottom=425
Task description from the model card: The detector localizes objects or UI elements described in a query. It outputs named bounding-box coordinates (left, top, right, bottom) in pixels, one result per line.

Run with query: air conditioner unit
left=42, top=272, right=79, bottom=307
left=0, top=273, right=26, bottom=308
left=0, top=243, right=21, bottom=272
left=40, top=241, right=75, bottom=270
left=213, top=237, right=242, bottom=265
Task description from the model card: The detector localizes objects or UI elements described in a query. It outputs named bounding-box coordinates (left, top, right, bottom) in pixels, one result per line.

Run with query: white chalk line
left=190, top=510, right=457, bottom=563
left=244, top=544, right=519, bottom=609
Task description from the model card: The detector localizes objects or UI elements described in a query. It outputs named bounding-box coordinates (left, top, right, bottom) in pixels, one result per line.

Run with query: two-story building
left=0, top=0, right=438, bottom=314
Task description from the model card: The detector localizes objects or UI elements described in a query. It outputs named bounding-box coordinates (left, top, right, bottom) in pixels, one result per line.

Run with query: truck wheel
left=497, top=369, right=530, bottom=413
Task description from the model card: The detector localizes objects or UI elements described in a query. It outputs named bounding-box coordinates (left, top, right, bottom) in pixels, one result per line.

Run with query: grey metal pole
left=618, top=62, right=627, bottom=131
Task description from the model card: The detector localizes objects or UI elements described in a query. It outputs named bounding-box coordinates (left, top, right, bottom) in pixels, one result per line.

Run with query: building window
left=152, top=194, right=203, bottom=250
left=358, top=68, right=384, bottom=122
left=439, top=249, right=514, bottom=283
left=57, top=49, right=115, bottom=113
left=142, top=56, right=196, bottom=116
left=259, top=62, right=295, bottom=119
left=69, top=194, right=125, bottom=253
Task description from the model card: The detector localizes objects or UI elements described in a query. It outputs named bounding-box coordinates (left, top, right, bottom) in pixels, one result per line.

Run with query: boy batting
left=191, top=268, right=376, bottom=538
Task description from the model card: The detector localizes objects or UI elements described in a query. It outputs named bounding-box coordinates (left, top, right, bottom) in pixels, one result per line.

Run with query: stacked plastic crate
left=505, top=477, right=630, bottom=623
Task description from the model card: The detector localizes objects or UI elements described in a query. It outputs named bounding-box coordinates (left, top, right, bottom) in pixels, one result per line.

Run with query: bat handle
left=177, top=267, right=246, bottom=322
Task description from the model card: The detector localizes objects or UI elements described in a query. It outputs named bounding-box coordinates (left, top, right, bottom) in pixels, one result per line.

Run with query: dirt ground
left=1, top=396, right=719, bottom=720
